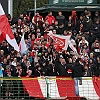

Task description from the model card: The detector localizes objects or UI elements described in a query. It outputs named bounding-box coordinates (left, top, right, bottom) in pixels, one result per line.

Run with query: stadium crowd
left=0, top=8, right=100, bottom=79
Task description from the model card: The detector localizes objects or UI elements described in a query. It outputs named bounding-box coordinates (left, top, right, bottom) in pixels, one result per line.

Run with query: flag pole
left=34, top=0, right=36, bottom=16
left=8, top=0, right=13, bottom=17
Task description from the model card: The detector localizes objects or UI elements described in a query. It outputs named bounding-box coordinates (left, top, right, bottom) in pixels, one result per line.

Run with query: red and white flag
left=22, top=77, right=100, bottom=99
left=0, top=4, right=19, bottom=52
left=68, top=40, right=77, bottom=53
left=47, top=31, right=78, bottom=53
left=19, top=34, right=27, bottom=55
left=47, top=31, right=71, bottom=51
left=22, top=76, right=76, bottom=98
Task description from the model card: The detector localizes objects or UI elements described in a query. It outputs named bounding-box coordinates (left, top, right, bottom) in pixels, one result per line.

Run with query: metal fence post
left=18, top=80, right=20, bottom=99
left=45, top=77, right=49, bottom=100
left=0, top=79, right=1, bottom=99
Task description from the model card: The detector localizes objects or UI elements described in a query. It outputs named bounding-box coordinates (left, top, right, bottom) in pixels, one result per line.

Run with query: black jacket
left=72, top=62, right=85, bottom=77
left=56, top=15, right=66, bottom=26
left=57, top=63, right=68, bottom=76
left=11, top=67, right=26, bottom=77
left=47, top=64, right=58, bottom=76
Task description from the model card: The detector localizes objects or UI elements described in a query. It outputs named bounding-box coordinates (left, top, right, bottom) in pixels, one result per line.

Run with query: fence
left=0, top=77, right=100, bottom=100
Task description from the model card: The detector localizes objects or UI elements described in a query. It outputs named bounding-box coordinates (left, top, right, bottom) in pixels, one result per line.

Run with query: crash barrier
left=0, top=77, right=100, bottom=100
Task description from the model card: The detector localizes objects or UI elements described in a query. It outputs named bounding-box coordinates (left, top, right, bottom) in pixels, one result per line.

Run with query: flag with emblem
left=47, top=31, right=71, bottom=52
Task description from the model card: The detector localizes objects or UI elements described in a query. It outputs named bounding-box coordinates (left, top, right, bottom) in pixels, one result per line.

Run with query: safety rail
left=0, top=77, right=100, bottom=100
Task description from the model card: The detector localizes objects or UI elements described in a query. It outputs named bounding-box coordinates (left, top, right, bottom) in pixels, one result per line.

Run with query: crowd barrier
left=0, top=77, right=100, bottom=100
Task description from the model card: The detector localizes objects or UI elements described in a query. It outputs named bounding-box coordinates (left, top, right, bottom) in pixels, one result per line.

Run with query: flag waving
left=47, top=31, right=78, bottom=53
left=19, top=34, right=27, bottom=55
left=0, top=4, right=19, bottom=52
left=68, top=40, right=77, bottom=53
left=47, top=31, right=71, bottom=51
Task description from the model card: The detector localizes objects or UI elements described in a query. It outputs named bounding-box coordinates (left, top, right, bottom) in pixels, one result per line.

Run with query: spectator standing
left=54, top=21, right=59, bottom=31
left=91, top=20, right=100, bottom=41
left=82, top=7, right=88, bottom=17
left=57, top=57, right=68, bottom=76
left=89, top=52, right=96, bottom=64
left=72, top=59, right=85, bottom=96
left=34, top=64, right=43, bottom=76
left=11, top=64, right=25, bottom=77
left=84, top=65, right=91, bottom=77
left=91, top=42, right=100, bottom=57
left=2, top=58, right=8, bottom=70
left=66, top=58, right=73, bottom=77
left=11, top=57, right=17, bottom=67
left=0, top=50, right=5, bottom=63
left=88, top=59, right=97, bottom=76
left=0, top=41, right=8, bottom=56
left=76, top=15, right=85, bottom=34
left=0, top=63, right=3, bottom=83
left=25, top=60, right=31, bottom=71
left=84, top=11, right=93, bottom=32
left=93, top=11, right=100, bottom=22
left=32, top=11, right=44, bottom=26
left=7, top=14, right=13, bottom=26
left=77, top=15, right=84, bottom=27
left=56, top=11, right=66, bottom=26
left=13, top=13, right=24, bottom=25
left=47, top=62, right=58, bottom=76
left=41, top=61, right=48, bottom=76
left=96, top=56, right=100, bottom=76
left=57, top=23, right=65, bottom=35
left=66, top=16, right=74, bottom=28
left=71, top=10, right=78, bottom=28
left=3, top=65, right=12, bottom=99
left=44, top=11, right=56, bottom=25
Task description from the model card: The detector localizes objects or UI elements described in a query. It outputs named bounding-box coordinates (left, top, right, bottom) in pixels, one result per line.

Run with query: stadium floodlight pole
left=34, top=0, right=36, bottom=15
left=8, top=0, right=13, bottom=17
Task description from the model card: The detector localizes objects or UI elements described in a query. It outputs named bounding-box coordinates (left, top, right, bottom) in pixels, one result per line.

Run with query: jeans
left=74, top=77, right=82, bottom=96
left=0, top=74, right=3, bottom=83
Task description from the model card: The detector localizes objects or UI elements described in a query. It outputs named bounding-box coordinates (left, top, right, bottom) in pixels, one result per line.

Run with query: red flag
left=92, top=77, right=100, bottom=97
left=22, top=76, right=76, bottom=98
left=47, top=31, right=71, bottom=52
left=0, top=4, right=19, bottom=52
left=22, top=77, right=100, bottom=99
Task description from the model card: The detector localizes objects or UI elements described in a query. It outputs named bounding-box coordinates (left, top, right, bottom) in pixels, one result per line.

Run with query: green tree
left=97, top=0, right=100, bottom=4
left=13, top=0, right=48, bottom=18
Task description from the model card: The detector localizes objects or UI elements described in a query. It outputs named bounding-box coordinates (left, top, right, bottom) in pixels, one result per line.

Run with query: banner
left=22, top=77, right=100, bottom=99
left=49, top=0, right=97, bottom=4
left=47, top=31, right=71, bottom=52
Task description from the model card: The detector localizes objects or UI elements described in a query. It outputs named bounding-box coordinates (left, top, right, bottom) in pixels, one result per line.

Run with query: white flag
left=19, top=34, right=27, bottom=54
left=68, top=40, right=78, bottom=53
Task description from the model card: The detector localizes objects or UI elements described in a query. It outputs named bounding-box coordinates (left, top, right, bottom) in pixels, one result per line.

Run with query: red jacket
left=32, top=15, right=43, bottom=25
left=45, top=15, right=56, bottom=25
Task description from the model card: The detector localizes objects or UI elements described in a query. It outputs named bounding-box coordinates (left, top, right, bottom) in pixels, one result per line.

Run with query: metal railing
left=0, top=77, right=99, bottom=100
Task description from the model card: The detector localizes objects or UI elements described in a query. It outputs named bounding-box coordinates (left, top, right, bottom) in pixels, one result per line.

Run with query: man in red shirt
left=44, top=11, right=56, bottom=25
left=32, top=11, right=44, bottom=26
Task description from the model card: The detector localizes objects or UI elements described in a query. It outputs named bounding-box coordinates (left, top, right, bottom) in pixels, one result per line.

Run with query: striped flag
left=22, top=77, right=100, bottom=99
left=22, top=76, right=75, bottom=98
